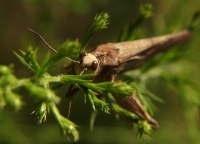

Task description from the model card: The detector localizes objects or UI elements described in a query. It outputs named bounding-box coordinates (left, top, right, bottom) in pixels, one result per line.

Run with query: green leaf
left=50, top=102, right=79, bottom=141
left=118, top=3, right=153, bottom=41
left=137, top=120, right=153, bottom=137
left=59, top=39, right=80, bottom=60
left=80, top=12, right=110, bottom=53
left=107, top=82, right=136, bottom=98
left=86, top=88, right=109, bottom=113
left=24, top=81, right=60, bottom=103
left=31, top=101, right=50, bottom=124
left=4, top=87, right=24, bottom=110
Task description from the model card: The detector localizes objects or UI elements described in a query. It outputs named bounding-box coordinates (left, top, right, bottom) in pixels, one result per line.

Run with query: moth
left=28, top=28, right=192, bottom=129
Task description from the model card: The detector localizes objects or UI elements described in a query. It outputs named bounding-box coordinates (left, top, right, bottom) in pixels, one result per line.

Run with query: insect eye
left=91, top=61, right=98, bottom=71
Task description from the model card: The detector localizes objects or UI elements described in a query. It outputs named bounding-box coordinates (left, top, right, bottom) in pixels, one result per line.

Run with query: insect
left=28, top=28, right=192, bottom=129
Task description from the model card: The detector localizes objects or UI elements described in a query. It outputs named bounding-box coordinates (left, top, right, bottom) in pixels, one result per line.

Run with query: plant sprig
left=0, top=9, right=159, bottom=142
left=1, top=37, right=144, bottom=141
left=80, top=12, right=110, bottom=54
left=1, top=7, right=199, bottom=142
left=118, top=4, right=153, bottom=41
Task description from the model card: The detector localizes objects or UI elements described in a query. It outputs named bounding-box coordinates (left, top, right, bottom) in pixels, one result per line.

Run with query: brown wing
left=91, top=30, right=192, bottom=82
left=116, top=30, right=192, bottom=72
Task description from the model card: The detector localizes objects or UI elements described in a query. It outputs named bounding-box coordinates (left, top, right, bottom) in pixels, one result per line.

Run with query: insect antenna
left=28, top=28, right=80, bottom=64
left=80, top=67, right=87, bottom=75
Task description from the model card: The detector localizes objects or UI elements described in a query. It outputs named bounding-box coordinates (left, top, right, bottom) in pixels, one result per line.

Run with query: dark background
left=0, top=0, right=199, bottom=143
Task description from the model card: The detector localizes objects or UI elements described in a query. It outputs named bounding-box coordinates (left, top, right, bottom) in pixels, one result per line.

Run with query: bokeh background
left=0, top=0, right=200, bottom=143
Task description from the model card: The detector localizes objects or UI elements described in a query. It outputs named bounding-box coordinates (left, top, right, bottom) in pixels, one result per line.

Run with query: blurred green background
left=0, top=0, right=200, bottom=143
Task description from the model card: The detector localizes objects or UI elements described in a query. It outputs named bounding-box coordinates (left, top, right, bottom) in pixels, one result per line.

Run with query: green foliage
left=0, top=65, right=24, bottom=110
left=80, top=12, right=109, bottom=55
left=1, top=3, right=200, bottom=143
left=60, top=40, right=80, bottom=60
left=86, top=88, right=109, bottom=112
left=1, top=12, right=154, bottom=141
left=188, top=11, right=200, bottom=30
left=137, top=120, right=153, bottom=137
left=118, top=4, right=153, bottom=41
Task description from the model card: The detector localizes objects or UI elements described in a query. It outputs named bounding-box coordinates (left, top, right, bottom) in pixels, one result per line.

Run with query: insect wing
left=91, top=30, right=192, bottom=74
